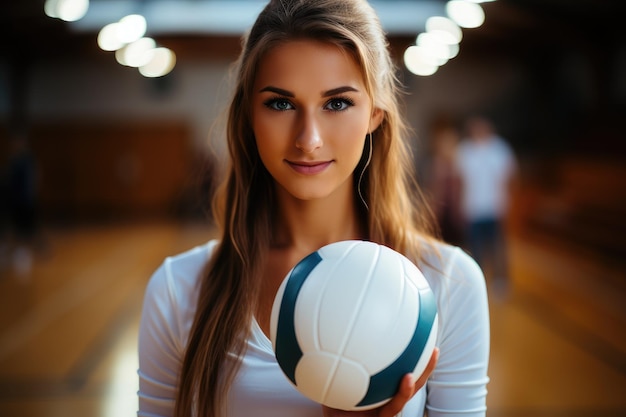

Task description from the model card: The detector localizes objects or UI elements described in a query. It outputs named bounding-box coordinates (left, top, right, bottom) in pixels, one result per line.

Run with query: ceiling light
left=139, top=48, right=176, bottom=78
left=44, top=0, right=89, bottom=21
left=98, top=23, right=125, bottom=51
left=116, top=14, right=147, bottom=44
left=115, top=45, right=130, bottom=66
left=417, top=32, right=450, bottom=65
left=57, top=0, right=89, bottom=22
left=44, top=0, right=60, bottom=18
left=446, top=0, right=485, bottom=29
left=122, top=37, right=156, bottom=68
left=425, top=16, right=462, bottom=45
left=404, top=45, right=439, bottom=76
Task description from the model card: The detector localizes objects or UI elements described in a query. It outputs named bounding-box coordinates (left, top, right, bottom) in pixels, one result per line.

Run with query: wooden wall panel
left=28, top=121, right=193, bottom=221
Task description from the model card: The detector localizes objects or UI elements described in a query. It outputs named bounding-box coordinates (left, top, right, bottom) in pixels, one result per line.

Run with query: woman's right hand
left=322, top=347, right=439, bottom=417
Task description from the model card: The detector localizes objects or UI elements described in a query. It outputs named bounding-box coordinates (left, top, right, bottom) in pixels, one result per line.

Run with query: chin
left=277, top=177, right=352, bottom=203
left=281, top=185, right=334, bottom=202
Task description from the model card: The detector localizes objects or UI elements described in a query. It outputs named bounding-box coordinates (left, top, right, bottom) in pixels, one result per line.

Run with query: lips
left=286, top=160, right=332, bottom=175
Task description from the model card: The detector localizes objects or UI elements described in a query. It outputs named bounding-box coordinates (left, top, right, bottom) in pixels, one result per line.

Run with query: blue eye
left=264, top=98, right=294, bottom=111
left=325, top=97, right=354, bottom=112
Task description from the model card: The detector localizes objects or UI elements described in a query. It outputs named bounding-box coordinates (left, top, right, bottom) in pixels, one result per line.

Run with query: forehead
left=254, top=39, right=366, bottom=92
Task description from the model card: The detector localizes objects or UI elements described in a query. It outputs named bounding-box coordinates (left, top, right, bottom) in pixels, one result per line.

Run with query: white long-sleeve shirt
left=456, top=135, right=516, bottom=221
left=138, top=239, right=490, bottom=417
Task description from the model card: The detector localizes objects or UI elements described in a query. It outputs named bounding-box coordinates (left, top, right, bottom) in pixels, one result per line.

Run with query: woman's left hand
left=322, top=347, right=439, bottom=417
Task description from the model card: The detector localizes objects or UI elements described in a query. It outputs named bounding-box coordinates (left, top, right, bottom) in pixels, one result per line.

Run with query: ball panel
left=296, top=352, right=370, bottom=410
left=269, top=271, right=289, bottom=351
left=273, top=251, right=323, bottom=384
left=410, top=310, right=438, bottom=380
left=324, top=357, right=372, bottom=410
left=316, top=242, right=380, bottom=354
left=343, top=245, right=420, bottom=372
left=316, top=240, right=361, bottom=260
left=357, top=286, right=439, bottom=407
left=293, top=257, right=354, bottom=352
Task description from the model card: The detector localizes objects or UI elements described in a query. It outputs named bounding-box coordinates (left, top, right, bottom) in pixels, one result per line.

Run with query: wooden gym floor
left=0, top=219, right=625, bottom=417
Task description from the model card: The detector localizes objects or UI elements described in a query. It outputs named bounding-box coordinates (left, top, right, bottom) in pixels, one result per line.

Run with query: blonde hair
left=175, top=1, right=436, bottom=416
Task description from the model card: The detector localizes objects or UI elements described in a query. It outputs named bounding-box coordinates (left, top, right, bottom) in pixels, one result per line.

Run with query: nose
left=295, top=111, right=323, bottom=153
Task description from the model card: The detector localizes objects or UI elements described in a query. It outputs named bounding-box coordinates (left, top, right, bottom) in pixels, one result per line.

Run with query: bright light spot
left=404, top=45, right=439, bottom=76
left=57, top=0, right=89, bottom=22
left=121, top=37, right=156, bottom=67
left=95, top=13, right=176, bottom=77
left=447, top=0, right=485, bottom=29
left=425, top=16, right=462, bottom=45
left=98, top=23, right=125, bottom=51
left=116, top=14, right=147, bottom=44
left=404, top=45, right=442, bottom=67
left=447, top=42, right=460, bottom=59
left=44, top=0, right=60, bottom=18
left=139, top=48, right=176, bottom=77
left=115, top=45, right=130, bottom=66
left=417, top=32, right=456, bottom=61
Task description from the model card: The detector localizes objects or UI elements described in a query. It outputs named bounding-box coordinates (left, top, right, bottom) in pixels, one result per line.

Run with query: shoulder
left=146, top=239, right=219, bottom=301
left=142, top=240, right=219, bottom=347
left=416, top=240, right=488, bottom=335
left=418, top=240, right=484, bottom=291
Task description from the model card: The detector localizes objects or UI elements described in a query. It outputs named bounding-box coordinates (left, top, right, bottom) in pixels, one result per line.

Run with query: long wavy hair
left=175, top=1, right=436, bottom=416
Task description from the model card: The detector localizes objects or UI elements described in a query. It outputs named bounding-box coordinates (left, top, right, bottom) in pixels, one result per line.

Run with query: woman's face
left=252, top=39, right=382, bottom=202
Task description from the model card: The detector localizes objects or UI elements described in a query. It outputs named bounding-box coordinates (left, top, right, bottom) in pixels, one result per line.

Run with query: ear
left=369, top=107, right=384, bottom=133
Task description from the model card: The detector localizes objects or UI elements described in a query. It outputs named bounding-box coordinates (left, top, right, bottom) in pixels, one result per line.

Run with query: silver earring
left=357, top=133, right=373, bottom=211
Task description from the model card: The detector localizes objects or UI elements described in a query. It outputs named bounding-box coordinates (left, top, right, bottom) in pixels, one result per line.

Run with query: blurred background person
left=423, top=123, right=464, bottom=247
left=4, top=131, right=39, bottom=278
left=456, top=116, right=517, bottom=297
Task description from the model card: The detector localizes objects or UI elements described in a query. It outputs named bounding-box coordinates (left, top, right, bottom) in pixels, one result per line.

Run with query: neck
left=272, top=185, right=364, bottom=254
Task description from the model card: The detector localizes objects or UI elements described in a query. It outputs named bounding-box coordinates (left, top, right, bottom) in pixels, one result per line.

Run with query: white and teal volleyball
left=269, top=240, right=439, bottom=411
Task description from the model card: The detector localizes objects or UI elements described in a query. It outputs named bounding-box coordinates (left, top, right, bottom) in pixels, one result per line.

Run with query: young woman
left=137, top=1, right=490, bottom=416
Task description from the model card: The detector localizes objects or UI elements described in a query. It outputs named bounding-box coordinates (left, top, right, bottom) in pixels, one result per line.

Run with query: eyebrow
left=323, top=86, right=359, bottom=97
left=258, top=85, right=359, bottom=97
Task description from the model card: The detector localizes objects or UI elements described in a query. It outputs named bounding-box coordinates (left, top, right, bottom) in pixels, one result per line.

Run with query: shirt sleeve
left=137, top=258, right=183, bottom=417
left=425, top=247, right=490, bottom=417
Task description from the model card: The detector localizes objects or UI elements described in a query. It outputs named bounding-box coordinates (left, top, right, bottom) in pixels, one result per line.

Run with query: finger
left=378, top=348, right=440, bottom=417
left=413, top=347, right=439, bottom=391
left=376, top=373, right=414, bottom=417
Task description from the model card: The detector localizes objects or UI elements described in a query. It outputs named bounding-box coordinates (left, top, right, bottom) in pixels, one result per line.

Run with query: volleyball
left=269, top=240, right=439, bottom=411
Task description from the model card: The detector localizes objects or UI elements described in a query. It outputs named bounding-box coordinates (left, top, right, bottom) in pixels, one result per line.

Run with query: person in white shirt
left=138, top=1, right=490, bottom=416
left=456, top=116, right=517, bottom=295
